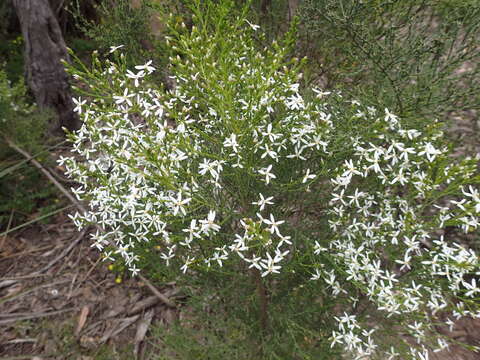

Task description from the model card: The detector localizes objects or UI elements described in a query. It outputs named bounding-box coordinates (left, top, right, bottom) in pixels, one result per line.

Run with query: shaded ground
left=0, top=211, right=179, bottom=360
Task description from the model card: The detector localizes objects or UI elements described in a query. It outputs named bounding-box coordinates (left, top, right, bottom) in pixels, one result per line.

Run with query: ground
left=0, top=211, right=179, bottom=360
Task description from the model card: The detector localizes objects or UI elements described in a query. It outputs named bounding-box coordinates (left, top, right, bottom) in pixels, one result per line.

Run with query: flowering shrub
left=61, top=1, right=480, bottom=358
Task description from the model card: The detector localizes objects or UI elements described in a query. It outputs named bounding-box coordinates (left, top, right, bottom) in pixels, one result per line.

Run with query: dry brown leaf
left=134, top=309, right=155, bottom=358
left=100, top=315, right=140, bottom=343
left=79, top=335, right=99, bottom=350
left=134, top=309, right=154, bottom=344
left=75, top=305, right=90, bottom=336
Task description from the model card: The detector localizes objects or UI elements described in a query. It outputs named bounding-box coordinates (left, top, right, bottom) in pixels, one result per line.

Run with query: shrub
left=69, top=0, right=155, bottom=65
left=297, top=0, right=480, bottom=120
left=0, top=66, right=56, bottom=230
left=62, top=1, right=480, bottom=358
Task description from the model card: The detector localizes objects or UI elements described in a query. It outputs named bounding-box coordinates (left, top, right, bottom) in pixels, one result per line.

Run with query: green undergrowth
left=0, top=66, right=60, bottom=232
left=296, top=0, right=480, bottom=121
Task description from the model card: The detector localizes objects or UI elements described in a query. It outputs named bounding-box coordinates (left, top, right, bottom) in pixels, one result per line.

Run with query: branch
left=5, top=137, right=88, bottom=214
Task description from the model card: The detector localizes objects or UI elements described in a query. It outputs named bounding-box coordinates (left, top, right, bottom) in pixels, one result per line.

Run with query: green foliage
left=0, top=36, right=25, bottom=82
left=297, top=0, right=480, bottom=119
left=66, top=36, right=99, bottom=60
left=152, top=283, right=338, bottom=360
left=0, top=0, right=13, bottom=38
left=0, top=68, right=49, bottom=150
left=0, top=66, right=57, bottom=230
left=70, top=0, right=156, bottom=65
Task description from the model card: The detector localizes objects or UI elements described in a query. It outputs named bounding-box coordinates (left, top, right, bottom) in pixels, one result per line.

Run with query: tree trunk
left=13, top=0, right=79, bottom=135
left=261, top=0, right=271, bottom=17
left=287, top=0, right=300, bottom=22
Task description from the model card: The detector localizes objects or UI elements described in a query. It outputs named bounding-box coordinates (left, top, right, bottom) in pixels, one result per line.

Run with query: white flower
left=260, top=252, right=282, bottom=276
left=310, top=269, right=322, bottom=281
left=418, top=142, right=442, bottom=162
left=312, top=88, right=331, bottom=99
left=252, top=193, right=274, bottom=211
left=258, top=164, right=276, bottom=184
left=277, top=234, right=292, bottom=247
left=342, top=159, right=362, bottom=178
left=180, top=256, right=194, bottom=273
left=330, top=331, right=344, bottom=348
left=463, top=278, right=480, bottom=297
left=262, top=213, right=285, bottom=236
left=169, top=192, right=191, bottom=216
left=223, top=133, right=239, bottom=153
left=286, top=94, right=305, bottom=110
left=126, top=70, right=145, bottom=87
left=182, top=219, right=200, bottom=243
left=384, top=108, right=398, bottom=124
left=302, top=168, right=316, bottom=183
left=113, top=88, right=134, bottom=106
left=462, top=185, right=480, bottom=213
left=109, top=44, right=124, bottom=53
left=245, top=19, right=260, bottom=31
left=135, top=60, right=155, bottom=74
left=200, top=210, right=221, bottom=234
left=72, top=97, right=86, bottom=114
left=261, top=123, right=281, bottom=142
left=245, top=256, right=262, bottom=270
left=199, top=159, right=218, bottom=178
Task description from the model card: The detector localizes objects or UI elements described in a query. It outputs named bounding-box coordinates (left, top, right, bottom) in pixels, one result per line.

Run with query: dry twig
left=0, top=308, right=76, bottom=325
left=5, top=137, right=87, bottom=213
left=0, top=209, right=14, bottom=251
left=34, top=228, right=88, bottom=274
left=138, top=274, right=176, bottom=308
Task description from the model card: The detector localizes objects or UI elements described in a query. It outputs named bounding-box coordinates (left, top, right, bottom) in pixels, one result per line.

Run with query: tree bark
left=287, top=0, right=300, bottom=22
left=13, top=0, right=79, bottom=135
left=261, top=0, right=271, bottom=17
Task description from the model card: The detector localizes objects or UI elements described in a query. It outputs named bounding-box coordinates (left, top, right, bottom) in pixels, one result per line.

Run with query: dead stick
left=138, top=274, right=176, bottom=308
left=34, top=228, right=88, bottom=274
left=0, top=308, right=76, bottom=325
left=0, top=279, right=70, bottom=305
left=5, top=137, right=88, bottom=213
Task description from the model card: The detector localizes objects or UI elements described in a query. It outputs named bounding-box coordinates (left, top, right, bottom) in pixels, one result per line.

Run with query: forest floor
left=0, top=210, right=181, bottom=360
left=0, top=114, right=479, bottom=360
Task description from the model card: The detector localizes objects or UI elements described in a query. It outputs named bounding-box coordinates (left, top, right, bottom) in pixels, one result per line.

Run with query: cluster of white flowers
left=311, top=102, right=480, bottom=357
left=61, top=12, right=480, bottom=360
left=61, top=18, right=334, bottom=280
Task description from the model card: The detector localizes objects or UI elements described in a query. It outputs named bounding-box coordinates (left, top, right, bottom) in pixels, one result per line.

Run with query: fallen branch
left=0, top=279, right=70, bottom=305
left=4, top=338, right=37, bottom=344
left=100, top=315, right=140, bottom=343
left=5, top=137, right=87, bottom=213
left=127, top=295, right=160, bottom=316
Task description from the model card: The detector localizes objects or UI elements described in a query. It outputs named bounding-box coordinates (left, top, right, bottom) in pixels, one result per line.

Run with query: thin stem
left=253, top=268, right=269, bottom=332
